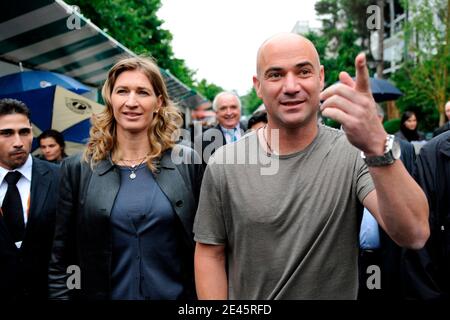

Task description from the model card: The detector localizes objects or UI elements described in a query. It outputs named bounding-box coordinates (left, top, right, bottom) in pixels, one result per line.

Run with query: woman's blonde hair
left=83, top=56, right=182, bottom=171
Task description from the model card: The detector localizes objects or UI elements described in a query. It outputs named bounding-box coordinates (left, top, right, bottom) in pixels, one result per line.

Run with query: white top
left=0, top=154, right=33, bottom=226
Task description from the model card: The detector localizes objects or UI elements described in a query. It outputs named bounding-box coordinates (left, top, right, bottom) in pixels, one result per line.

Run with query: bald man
left=433, top=101, right=450, bottom=137
left=193, top=33, right=429, bottom=299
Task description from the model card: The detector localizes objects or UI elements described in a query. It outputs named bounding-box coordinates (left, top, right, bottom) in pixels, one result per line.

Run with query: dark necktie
left=2, top=171, right=25, bottom=242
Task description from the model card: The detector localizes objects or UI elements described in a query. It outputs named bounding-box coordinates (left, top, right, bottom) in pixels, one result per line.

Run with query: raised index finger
left=355, top=52, right=370, bottom=93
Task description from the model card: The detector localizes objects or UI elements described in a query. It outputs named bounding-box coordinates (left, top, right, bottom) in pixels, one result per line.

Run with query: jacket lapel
left=28, top=159, right=51, bottom=224
left=92, top=158, right=120, bottom=219
left=22, top=159, right=52, bottom=248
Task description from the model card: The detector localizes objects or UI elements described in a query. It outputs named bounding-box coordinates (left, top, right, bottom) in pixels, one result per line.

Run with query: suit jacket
left=0, top=157, right=60, bottom=300
left=377, top=139, right=417, bottom=294
left=433, top=121, right=450, bottom=138
left=48, top=145, right=203, bottom=300
left=359, top=140, right=416, bottom=299
left=402, top=130, right=450, bottom=300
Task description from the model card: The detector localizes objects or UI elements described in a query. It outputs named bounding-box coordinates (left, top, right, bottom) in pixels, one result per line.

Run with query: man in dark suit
left=358, top=104, right=416, bottom=299
left=0, top=98, right=60, bottom=300
left=402, top=130, right=450, bottom=300
left=433, top=101, right=450, bottom=138
left=201, top=91, right=245, bottom=167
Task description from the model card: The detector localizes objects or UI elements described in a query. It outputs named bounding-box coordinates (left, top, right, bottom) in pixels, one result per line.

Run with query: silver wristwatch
left=361, top=134, right=401, bottom=167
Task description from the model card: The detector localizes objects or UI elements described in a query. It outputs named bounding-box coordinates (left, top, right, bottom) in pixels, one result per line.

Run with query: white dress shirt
left=220, top=124, right=242, bottom=144
left=0, top=154, right=33, bottom=226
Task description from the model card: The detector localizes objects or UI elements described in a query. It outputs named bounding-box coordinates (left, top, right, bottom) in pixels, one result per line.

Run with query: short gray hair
left=212, top=91, right=241, bottom=111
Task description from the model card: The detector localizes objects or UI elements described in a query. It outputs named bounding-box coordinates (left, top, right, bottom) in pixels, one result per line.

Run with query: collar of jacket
left=93, top=150, right=176, bottom=176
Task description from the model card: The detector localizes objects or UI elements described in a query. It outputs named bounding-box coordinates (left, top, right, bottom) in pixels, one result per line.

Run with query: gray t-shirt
left=193, top=125, right=375, bottom=299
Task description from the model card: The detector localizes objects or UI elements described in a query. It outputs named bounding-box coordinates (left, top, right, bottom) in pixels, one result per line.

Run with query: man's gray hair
left=212, top=91, right=242, bottom=111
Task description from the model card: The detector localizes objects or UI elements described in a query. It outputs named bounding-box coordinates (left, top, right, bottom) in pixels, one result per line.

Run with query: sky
left=158, top=0, right=321, bottom=96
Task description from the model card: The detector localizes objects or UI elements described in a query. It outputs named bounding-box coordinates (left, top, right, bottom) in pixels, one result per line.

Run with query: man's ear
left=253, top=76, right=262, bottom=98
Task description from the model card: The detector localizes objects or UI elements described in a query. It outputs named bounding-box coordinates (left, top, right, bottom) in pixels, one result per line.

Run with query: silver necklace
left=120, top=155, right=149, bottom=180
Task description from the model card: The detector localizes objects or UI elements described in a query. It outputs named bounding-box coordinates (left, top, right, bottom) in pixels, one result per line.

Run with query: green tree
left=393, top=0, right=449, bottom=128
left=340, top=0, right=374, bottom=48
left=68, top=0, right=195, bottom=86
left=305, top=22, right=362, bottom=87
left=312, top=0, right=371, bottom=84
left=314, top=0, right=374, bottom=53
left=315, top=0, right=341, bottom=40
left=194, top=79, right=224, bottom=102
left=391, top=59, right=446, bottom=131
left=307, top=0, right=368, bottom=128
left=241, top=88, right=262, bottom=115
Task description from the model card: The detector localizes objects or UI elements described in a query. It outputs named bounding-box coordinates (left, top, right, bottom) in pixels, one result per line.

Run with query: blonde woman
left=49, top=57, right=203, bottom=300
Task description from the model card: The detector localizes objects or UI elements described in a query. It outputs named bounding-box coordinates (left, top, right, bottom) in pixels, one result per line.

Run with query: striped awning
left=0, top=0, right=207, bottom=109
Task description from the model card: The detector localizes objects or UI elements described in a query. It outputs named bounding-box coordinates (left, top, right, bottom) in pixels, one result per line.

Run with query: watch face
left=392, top=138, right=401, bottom=159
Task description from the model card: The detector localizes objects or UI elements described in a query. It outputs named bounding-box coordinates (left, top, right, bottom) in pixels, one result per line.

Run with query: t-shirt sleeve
left=354, top=153, right=375, bottom=203
left=193, top=159, right=227, bottom=245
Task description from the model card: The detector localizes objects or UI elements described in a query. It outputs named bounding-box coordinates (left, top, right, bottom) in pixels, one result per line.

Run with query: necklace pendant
left=129, top=172, right=137, bottom=179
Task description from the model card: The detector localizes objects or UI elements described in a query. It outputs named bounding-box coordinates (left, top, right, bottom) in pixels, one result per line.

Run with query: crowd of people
left=0, top=32, right=449, bottom=301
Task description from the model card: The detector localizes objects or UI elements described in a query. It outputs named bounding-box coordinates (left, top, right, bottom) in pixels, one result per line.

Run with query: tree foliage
left=241, top=88, right=262, bottom=115
left=314, top=0, right=450, bottom=131
left=311, top=0, right=370, bottom=85
left=304, top=25, right=363, bottom=88
left=194, top=79, right=224, bottom=102
left=311, top=0, right=377, bottom=127
left=69, top=0, right=226, bottom=102
left=69, top=0, right=197, bottom=86
left=315, top=0, right=341, bottom=41
left=392, top=0, right=450, bottom=128
left=315, top=0, right=375, bottom=47
left=340, top=0, right=374, bottom=46
left=391, top=59, right=447, bottom=131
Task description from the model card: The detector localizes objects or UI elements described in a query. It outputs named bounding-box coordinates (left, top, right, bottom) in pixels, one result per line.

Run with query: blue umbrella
left=0, top=85, right=104, bottom=155
left=0, top=70, right=91, bottom=95
left=367, top=77, right=403, bottom=102
left=335, top=77, right=403, bottom=102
